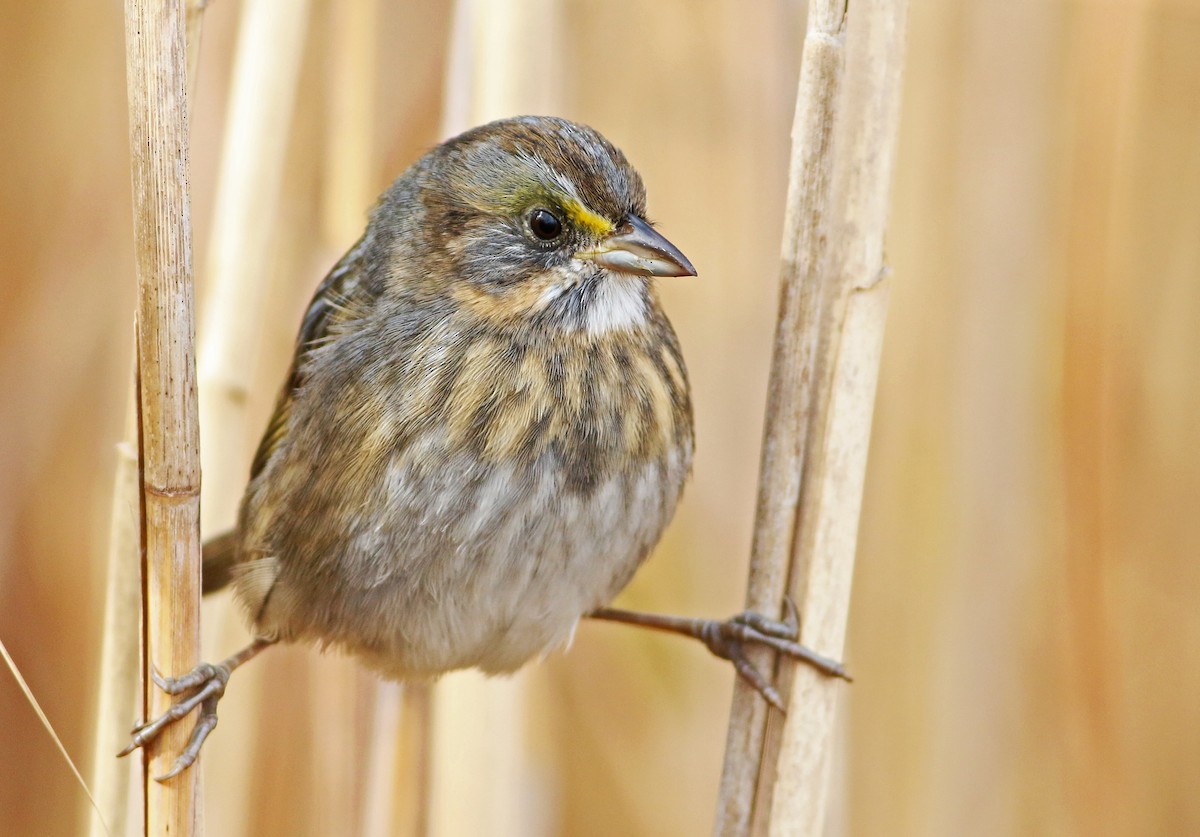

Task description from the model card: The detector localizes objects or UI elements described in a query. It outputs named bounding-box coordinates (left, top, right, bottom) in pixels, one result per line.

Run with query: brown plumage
left=216, top=116, right=694, bottom=677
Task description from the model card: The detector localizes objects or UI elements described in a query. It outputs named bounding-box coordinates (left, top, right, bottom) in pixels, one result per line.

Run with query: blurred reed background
left=1, top=0, right=1198, bottom=834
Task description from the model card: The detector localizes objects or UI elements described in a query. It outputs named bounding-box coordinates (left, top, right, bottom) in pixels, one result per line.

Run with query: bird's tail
left=202, top=530, right=240, bottom=595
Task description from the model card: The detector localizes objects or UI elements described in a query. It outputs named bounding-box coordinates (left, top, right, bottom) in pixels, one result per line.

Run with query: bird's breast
left=436, top=328, right=692, bottom=488
left=244, top=314, right=694, bottom=677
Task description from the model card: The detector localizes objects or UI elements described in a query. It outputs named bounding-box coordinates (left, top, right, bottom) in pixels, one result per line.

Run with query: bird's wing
left=249, top=237, right=374, bottom=480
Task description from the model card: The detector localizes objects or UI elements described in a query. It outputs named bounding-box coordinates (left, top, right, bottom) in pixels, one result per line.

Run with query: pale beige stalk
left=713, top=5, right=848, bottom=834
left=122, top=0, right=202, bottom=832
left=362, top=681, right=404, bottom=837
left=191, top=1, right=311, bottom=833
left=197, top=0, right=312, bottom=535
left=440, top=0, right=563, bottom=138
left=184, top=0, right=206, bottom=105
left=91, top=5, right=208, bottom=831
left=87, top=381, right=141, bottom=837
left=322, top=0, right=378, bottom=248
left=715, top=1, right=909, bottom=835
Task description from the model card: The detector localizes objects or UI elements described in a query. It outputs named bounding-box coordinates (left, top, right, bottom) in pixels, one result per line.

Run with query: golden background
left=1, top=0, right=1197, bottom=834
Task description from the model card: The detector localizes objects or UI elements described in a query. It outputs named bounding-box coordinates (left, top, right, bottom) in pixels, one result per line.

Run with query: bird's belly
left=277, top=446, right=689, bottom=680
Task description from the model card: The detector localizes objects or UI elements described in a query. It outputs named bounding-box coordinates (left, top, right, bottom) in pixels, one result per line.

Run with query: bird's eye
left=529, top=209, right=563, bottom=241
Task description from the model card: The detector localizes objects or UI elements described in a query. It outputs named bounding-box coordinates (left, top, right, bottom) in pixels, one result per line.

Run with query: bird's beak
left=576, top=215, right=696, bottom=278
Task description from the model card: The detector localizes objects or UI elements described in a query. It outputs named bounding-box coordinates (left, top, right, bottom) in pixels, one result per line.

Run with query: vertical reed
left=715, top=1, right=910, bottom=834
left=91, top=5, right=208, bottom=834
left=87, top=382, right=141, bottom=837
left=122, top=0, right=202, bottom=833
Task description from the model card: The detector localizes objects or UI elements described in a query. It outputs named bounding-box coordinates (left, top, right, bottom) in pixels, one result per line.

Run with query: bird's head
left=389, top=116, right=695, bottom=336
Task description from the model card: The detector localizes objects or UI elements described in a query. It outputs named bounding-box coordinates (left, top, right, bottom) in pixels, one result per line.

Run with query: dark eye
left=529, top=208, right=563, bottom=241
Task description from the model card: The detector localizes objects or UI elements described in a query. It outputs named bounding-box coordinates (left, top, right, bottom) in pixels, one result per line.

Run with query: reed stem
left=122, top=0, right=202, bottom=832
left=714, top=1, right=910, bottom=834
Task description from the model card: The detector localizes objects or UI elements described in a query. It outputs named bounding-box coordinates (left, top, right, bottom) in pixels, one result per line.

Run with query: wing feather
left=249, top=237, right=375, bottom=480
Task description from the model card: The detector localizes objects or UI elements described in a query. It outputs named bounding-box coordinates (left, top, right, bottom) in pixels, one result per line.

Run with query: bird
left=122, top=116, right=848, bottom=779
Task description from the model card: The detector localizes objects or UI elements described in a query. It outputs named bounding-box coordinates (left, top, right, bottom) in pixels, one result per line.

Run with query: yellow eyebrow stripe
left=562, top=199, right=615, bottom=237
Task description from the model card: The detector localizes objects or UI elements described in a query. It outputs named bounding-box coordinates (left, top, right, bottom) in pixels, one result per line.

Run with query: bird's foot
left=118, top=661, right=230, bottom=781
left=588, top=598, right=850, bottom=711
left=118, top=637, right=273, bottom=781
left=693, top=599, right=850, bottom=710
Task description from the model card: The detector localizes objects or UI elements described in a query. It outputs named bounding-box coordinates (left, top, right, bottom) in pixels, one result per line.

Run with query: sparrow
left=122, top=116, right=847, bottom=779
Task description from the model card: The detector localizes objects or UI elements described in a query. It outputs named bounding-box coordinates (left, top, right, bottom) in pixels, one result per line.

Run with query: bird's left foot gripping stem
left=589, top=598, right=850, bottom=710
left=118, top=637, right=275, bottom=781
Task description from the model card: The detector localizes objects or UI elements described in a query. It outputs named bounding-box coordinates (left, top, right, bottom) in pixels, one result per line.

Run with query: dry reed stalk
left=185, top=0, right=206, bottom=105
left=197, top=0, right=312, bottom=535
left=322, top=0, right=377, bottom=248
left=362, top=681, right=404, bottom=836
left=191, top=0, right=311, bottom=831
left=440, top=0, right=563, bottom=136
left=714, top=1, right=909, bottom=835
left=87, top=380, right=142, bottom=837
left=399, top=684, right=435, bottom=837
left=429, top=671, right=531, bottom=836
left=122, top=0, right=201, bottom=833
left=89, top=12, right=209, bottom=836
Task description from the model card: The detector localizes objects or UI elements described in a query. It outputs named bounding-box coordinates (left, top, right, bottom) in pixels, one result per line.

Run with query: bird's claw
left=699, top=599, right=851, bottom=711
left=118, top=661, right=232, bottom=782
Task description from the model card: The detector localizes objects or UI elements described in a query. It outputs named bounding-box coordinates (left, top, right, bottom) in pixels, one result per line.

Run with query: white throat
left=584, top=275, right=648, bottom=335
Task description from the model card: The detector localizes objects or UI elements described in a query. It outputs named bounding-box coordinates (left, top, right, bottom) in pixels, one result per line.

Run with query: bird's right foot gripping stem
left=119, top=636, right=274, bottom=781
